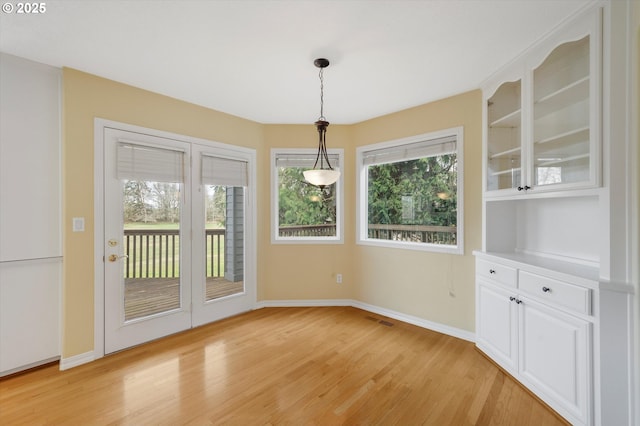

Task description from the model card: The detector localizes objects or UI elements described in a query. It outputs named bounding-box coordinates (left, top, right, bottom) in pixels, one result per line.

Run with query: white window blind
left=275, top=152, right=340, bottom=169
left=201, top=155, right=248, bottom=187
left=117, top=141, right=185, bottom=183
left=362, top=135, right=456, bottom=166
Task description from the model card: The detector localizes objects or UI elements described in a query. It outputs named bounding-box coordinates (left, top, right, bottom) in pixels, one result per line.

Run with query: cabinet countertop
left=473, top=250, right=632, bottom=293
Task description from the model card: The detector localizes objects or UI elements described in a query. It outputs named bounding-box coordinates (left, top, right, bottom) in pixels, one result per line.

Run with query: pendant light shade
left=303, top=169, right=341, bottom=187
left=304, top=58, right=340, bottom=189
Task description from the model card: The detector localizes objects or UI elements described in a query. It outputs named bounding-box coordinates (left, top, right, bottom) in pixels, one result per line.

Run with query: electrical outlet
left=336, top=273, right=343, bottom=284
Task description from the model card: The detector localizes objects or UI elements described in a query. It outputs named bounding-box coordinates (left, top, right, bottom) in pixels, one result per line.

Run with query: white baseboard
left=59, top=351, right=95, bottom=371
left=254, top=299, right=352, bottom=309
left=255, top=299, right=476, bottom=343
left=58, top=301, right=474, bottom=372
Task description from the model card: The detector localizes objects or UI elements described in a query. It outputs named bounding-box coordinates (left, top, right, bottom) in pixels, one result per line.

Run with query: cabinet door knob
left=509, top=296, right=516, bottom=302
left=517, top=186, right=524, bottom=191
left=515, top=299, right=523, bottom=304
left=542, top=286, right=551, bottom=293
left=524, top=185, right=531, bottom=190
left=489, top=269, right=496, bottom=274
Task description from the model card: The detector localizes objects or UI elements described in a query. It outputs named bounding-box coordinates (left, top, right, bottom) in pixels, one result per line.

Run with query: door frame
left=93, top=118, right=257, bottom=359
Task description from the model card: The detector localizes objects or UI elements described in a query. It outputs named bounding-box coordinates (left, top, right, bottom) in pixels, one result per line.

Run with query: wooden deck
left=124, top=277, right=244, bottom=321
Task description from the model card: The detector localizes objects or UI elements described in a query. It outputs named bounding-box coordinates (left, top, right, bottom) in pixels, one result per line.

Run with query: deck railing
left=367, top=224, right=457, bottom=245
left=278, top=224, right=337, bottom=237
left=123, top=223, right=456, bottom=279
left=278, top=223, right=456, bottom=244
left=123, top=229, right=224, bottom=279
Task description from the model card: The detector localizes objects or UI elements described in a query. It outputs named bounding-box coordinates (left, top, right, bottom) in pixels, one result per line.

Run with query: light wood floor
left=0, top=307, right=568, bottom=425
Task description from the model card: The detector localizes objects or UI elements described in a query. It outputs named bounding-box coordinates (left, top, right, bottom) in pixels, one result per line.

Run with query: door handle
left=108, top=254, right=128, bottom=262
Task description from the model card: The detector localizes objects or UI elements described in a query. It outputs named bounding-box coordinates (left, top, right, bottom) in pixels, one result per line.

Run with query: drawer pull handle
left=489, top=269, right=496, bottom=274
left=542, top=286, right=551, bottom=293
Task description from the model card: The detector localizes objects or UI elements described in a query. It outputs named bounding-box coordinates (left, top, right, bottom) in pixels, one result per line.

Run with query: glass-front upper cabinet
left=483, top=7, right=600, bottom=197
left=532, top=35, right=592, bottom=188
left=487, top=80, right=522, bottom=192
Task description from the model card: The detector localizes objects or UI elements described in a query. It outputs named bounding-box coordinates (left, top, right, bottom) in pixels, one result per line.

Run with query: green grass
left=124, top=222, right=179, bottom=230
left=125, top=222, right=223, bottom=230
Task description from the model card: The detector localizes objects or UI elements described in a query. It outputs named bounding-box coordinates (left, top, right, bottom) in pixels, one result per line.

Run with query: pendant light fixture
left=303, top=58, right=341, bottom=189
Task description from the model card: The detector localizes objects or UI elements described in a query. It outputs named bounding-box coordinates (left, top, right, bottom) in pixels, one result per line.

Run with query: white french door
left=104, top=128, right=192, bottom=354
left=102, top=125, right=255, bottom=354
left=190, top=145, right=254, bottom=327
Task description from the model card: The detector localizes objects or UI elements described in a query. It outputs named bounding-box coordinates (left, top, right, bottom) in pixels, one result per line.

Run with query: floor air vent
left=365, top=315, right=394, bottom=327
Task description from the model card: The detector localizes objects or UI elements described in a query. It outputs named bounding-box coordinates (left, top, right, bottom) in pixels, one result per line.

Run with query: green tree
left=123, top=180, right=152, bottom=223
left=367, top=154, right=457, bottom=227
left=151, top=182, right=180, bottom=223
left=278, top=167, right=336, bottom=226
left=206, top=185, right=227, bottom=228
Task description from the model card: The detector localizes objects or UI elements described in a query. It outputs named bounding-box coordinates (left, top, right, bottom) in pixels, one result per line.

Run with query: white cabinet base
left=0, top=259, right=61, bottom=376
left=519, top=298, right=590, bottom=425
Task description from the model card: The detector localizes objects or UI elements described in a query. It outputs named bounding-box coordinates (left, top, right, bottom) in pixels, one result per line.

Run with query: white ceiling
left=0, top=0, right=592, bottom=124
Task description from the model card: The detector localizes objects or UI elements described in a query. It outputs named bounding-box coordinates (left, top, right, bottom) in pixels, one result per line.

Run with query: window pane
left=367, top=154, right=457, bottom=246
left=278, top=166, right=337, bottom=238
left=122, top=180, right=182, bottom=321
left=205, top=185, right=244, bottom=300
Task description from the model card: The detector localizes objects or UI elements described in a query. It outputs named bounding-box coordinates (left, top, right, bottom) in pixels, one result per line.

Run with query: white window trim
left=356, top=127, right=464, bottom=254
left=271, top=148, right=344, bottom=244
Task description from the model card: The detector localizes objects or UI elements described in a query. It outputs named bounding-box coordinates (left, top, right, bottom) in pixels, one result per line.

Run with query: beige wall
left=260, top=125, right=354, bottom=301
left=351, top=90, right=483, bottom=332
left=62, top=66, right=481, bottom=358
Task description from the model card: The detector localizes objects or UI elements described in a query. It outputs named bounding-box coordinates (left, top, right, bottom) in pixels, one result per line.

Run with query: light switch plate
left=72, top=217, right=85, bottom=232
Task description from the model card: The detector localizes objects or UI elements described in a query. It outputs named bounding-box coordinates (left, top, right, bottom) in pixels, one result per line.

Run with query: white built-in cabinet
left=476, top=3, right=634, bottom=426
left=476, top=255, right=593, bottom=425
left=0, top=53, right=61, bottom=376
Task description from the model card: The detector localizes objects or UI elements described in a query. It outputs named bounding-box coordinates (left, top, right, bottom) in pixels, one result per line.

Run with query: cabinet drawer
left=519, top=271, right=591, bottom=315
left=477, top=259, right=517, bottom=287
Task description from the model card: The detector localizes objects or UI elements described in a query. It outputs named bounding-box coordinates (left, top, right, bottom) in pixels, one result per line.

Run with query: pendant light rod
left=313, top=58, right=331, bottom=171
left=304, top=58, right=340, bottom=189
left=315, top=58, right=329, bottom=120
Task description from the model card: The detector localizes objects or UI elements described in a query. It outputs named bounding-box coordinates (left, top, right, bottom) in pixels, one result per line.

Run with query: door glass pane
left=122, top=180, right=182, bottom=321
left=205, top=185, right=244, bottom=301
left=533, top=36, right=590, bottom=187
left=487, top=80, right=522, bottom=191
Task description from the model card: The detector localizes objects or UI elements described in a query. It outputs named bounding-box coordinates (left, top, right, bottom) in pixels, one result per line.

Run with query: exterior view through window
left=358, top=128, right=463, bottom=253
left=122, top=180, right=182, bottom=320
left=204, top=184, right=245, bottom=301
left=121, top=181, right=245, bottom=321
left=273, top=150, right=342, bottom=242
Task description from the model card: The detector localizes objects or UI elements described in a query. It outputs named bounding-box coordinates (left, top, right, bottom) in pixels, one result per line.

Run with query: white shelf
left=535, top=126, right=589, bottom=146
left=489, top=147, right=521, bottom=159
left=534, top=76, right=589, bottom=119
left=490, top=167, right=521, bottom=177
left=489, top=109, right=521, bottom=128
left=536, top=153, right=589, bottom=167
